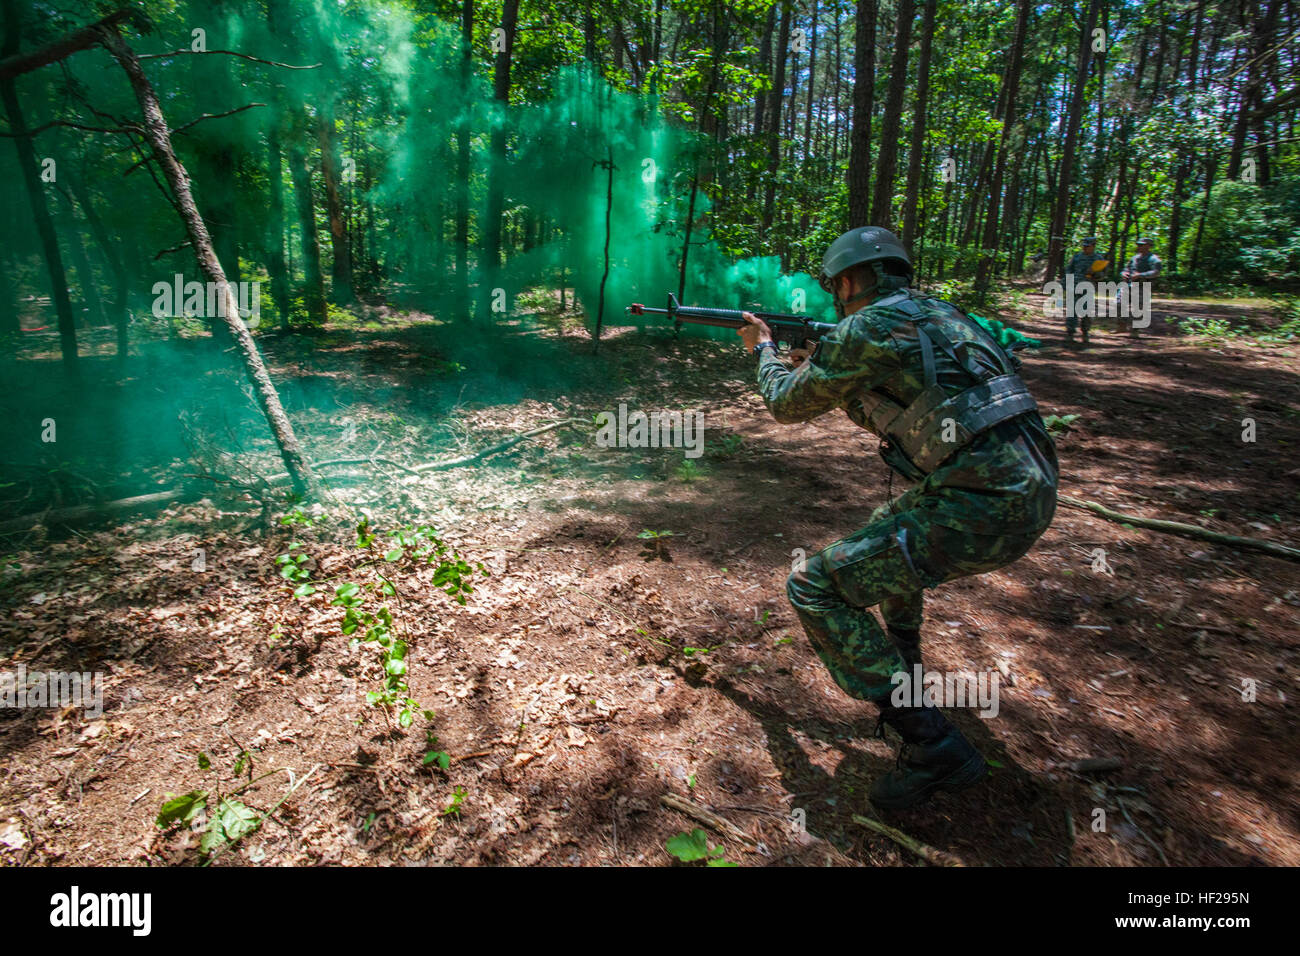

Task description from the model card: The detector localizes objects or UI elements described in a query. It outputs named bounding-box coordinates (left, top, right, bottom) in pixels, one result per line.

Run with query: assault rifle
left=626, top=293, right=837, bottom=351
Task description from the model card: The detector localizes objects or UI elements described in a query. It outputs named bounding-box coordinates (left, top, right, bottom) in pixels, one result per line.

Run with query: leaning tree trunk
left=97, top=24, right=321, bottom=499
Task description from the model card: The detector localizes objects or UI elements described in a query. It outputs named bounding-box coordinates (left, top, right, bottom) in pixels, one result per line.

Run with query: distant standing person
left=1063, top=236, right=1102, bottom=346
left=1119, top=238, right=1161, bottom=337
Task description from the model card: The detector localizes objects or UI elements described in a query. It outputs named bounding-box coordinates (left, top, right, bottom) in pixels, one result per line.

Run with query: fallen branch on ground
left=660, top=792, right=757, bottom=847
left=851, top=814, right=966, bottom=866
left=0, top=489, right=185, bottom=536
left=1058, top=494, right=1300, bottom=563
left=410, top=419, right=586, bottom=473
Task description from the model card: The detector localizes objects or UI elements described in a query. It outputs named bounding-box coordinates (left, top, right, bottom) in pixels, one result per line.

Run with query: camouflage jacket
left=756, top=289, right=1058, bottom=534
left=1125, top=252, right=1162, bottom=279
left=1066, top=252, right=1101, bottom=281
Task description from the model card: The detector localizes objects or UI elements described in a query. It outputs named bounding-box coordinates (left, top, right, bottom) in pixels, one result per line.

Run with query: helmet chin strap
left=834, top=287, right=878, bottom=319
left=834, top=263, right=908, bottom=318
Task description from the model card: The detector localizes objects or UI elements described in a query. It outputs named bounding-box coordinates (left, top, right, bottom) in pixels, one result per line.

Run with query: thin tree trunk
left=1046, top=0, right=1103, bottom=283
left=901, top=0, right=936, bottom=249
left=69, top=177, right=128, bottom=358
left=847, top=0, right=876, bottom=227
left=266, top=130, right=290, bottom=328
left=97, top=24, right=320, bottom=497
left=318, top=113, right=354, bottom=304
left=870, top=0, right=915, bottom=225
left=803, top=0, right=818, bottom=149
left=456, top=0, right=474, bottom=321
left=0, top=0, right=77, bottom=378
left=762, top=2, right=792, bottom=234
left=484, top=0, right=519, bottom=313
left=975, top=0, right=1031, bottom=296
left=287, top=137, right=326, bottom=324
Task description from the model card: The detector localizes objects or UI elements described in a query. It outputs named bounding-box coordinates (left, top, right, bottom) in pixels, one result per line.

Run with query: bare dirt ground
left=2, top=287, right=1298, bottom=867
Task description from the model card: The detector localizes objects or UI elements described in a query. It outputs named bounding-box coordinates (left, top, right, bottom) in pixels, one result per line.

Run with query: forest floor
left=2, top=285, right=1298, bottom=867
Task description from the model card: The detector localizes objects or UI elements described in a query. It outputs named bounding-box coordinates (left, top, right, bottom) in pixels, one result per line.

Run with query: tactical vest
left=1131, top=253, right=1156, bottom=276
left=851, top=291, right=1039, bottom=481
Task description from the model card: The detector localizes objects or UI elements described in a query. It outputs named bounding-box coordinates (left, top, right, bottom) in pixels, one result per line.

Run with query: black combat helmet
left=819, top=226, right=913, bottom=294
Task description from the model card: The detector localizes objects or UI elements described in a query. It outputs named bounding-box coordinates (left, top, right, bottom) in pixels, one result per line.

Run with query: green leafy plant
left=156, top=751, right=312, bottom=863
left=275, top=542, right=316, bottom=597
left=1043, top=413, right=1081, bottom=435
left=1175, top=315, right=1243, bottom=340
left=278, top=505, right=322, bottom=528
left=273, top=515, right=487, bottom=730
left=709, top=434, right=746, bottom=459
left=676, top=459, right=703, bottom=483
left=423, top=732, right=450, bottom=771
left=637, top=528, right=675, bottom=561
left=442, top=786, right=467, bottom=818
left=665, top=828, right=737, bottom=867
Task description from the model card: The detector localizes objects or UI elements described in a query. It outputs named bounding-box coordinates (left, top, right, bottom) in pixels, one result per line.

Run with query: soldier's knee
left=786, top=552, right=833, bottom=610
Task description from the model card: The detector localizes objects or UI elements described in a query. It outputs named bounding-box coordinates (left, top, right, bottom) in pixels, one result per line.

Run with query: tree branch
left=136, top=49, right=321, bottom=70
left=0, top=9, right=137, bottom=81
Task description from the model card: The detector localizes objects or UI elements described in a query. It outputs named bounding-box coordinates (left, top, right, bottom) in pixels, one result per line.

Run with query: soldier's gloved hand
left=737, top=311, right=773, bottom=352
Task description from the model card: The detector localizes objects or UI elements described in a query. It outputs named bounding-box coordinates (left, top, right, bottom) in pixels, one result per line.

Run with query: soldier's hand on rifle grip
left=737, top=311, right=773, bottom=352
left=787, top=338, right=817, bottom=367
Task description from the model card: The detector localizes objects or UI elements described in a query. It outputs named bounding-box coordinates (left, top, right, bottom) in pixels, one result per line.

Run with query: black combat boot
left=870, top=699, right=986, bottom=809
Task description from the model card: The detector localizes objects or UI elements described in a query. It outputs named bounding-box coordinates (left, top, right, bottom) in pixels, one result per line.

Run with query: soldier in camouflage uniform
left=1063, top=237, right=1102, bottom=346
left=1118, top=237, right=1162, bottom=337
left=737, top=227, right=1059, bottom=809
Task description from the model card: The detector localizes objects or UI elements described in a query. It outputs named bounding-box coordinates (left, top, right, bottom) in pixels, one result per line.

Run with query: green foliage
left=442, top=786, right=467, bottom=818
left=1173, top=315, right=1245, bottom=340
left=665, top=828, right=737, bottom=866
left=1043, top=414, right=1081, bottom=434
left=1190, top=177, right=1300, bottom=281
left=423, top=733, right=451, bottom=771
left=156, top=752, right=286, bottom=861
left=638, top=528, right=675, bottom=560
left=675, top=459, right=703, bottom=483
left=708, top=434, right=746, bottom=459
left=272, top=515, right=485, bottom=729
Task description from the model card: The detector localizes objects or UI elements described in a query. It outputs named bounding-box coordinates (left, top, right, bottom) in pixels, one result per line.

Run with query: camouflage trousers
left=1065, top=312, right=1091, bottom=338
left=786, top=492, right=1049, bottom=703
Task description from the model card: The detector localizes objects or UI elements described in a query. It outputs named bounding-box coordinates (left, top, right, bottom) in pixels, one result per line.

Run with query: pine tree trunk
left=847, top=0, right=876, bottom=228
left=869, top=0, right=915, bottom=226
left=1045, top=0, right=1102, bottom=283
left=901, top=0, right=936, bottom=249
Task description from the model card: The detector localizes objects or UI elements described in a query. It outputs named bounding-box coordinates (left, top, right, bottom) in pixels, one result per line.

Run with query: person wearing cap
left=1062, top=237, right=1103, bottom=346
left=1119, top=238, right=1162, bottom=336
left=735, top=226, right=1059, bottom=810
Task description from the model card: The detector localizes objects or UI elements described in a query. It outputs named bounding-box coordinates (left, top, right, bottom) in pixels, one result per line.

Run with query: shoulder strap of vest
left=918, top=299, right=1017, bottom=379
